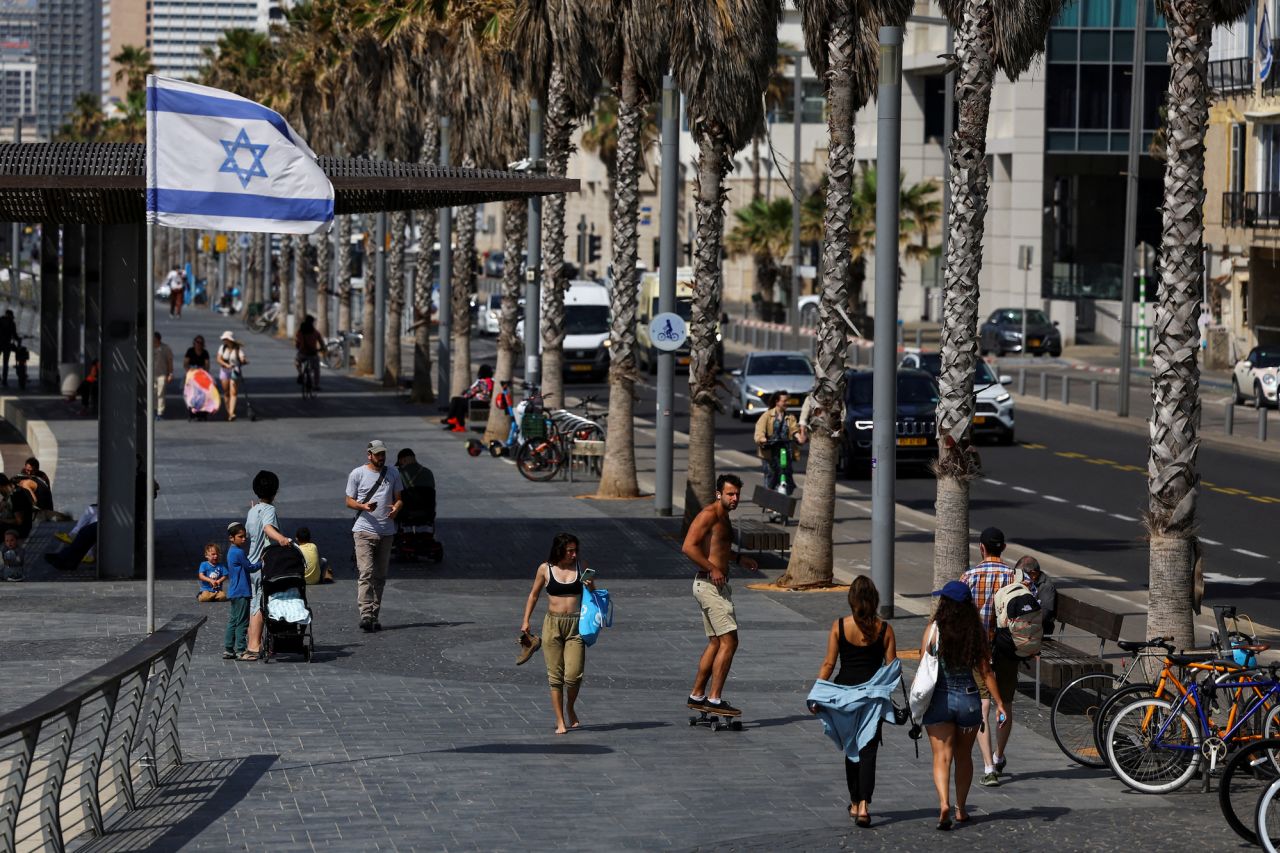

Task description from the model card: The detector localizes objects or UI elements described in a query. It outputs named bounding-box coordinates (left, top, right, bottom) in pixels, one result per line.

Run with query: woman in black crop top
left=814, top=576, right=897, bottom=827
left=520, top=532, right=596, bottom=734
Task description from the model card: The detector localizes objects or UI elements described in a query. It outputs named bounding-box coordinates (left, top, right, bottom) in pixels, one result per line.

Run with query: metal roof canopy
left=0, top=143, right=577, bottom=224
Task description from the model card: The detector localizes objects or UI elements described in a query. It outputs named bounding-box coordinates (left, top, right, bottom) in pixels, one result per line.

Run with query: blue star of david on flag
left=219, top=128, right=270, bottom=188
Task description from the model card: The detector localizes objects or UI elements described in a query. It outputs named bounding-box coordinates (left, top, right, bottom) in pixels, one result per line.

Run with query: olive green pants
left=542, top=611, right=585, bottom=689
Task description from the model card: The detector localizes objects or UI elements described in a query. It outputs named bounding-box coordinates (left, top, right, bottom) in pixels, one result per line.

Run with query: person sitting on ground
left=15, top=472, right=60, bottom=524
left=295, top=526, right=332, bottom=585
left=443, top=364, right=494, bottom=432
left=1016, top=556, right=1057, bottom=636
left=223, top=522, right=256, bottom=659
left=198, top=541, right=228, bottom=601
left=43, top=521, right=97, bottom=570
left=2, top=529, right=25, bottom=582
left=0, top=474, right=34, bottom=539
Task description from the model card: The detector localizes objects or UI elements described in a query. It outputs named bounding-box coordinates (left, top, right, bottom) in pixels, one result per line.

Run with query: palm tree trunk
left=412, top=120, right=440, bottom=404
left=933, top=0, right=994, bottom=591
left=356, top=225, right=376, bottom=375
left=277, top=234, right=293, bottom=336
left=384, top=210, right=407, bottom=388
left=315, top=232, right=330, bottom=339
left=597, top=53, right=643, bottom=499
left=540, top=63, right=574, bottom=408
left=751, top=134, right=762, bottom=201
left=485, top=199, right=527, bottom=442
left=1147, top=0, right=1209, bottom=649
left=779, top=18, right=856, bottom=588
left=337, top=215, right=353, bottom=335
left=247, top=233, right=261, bottom=307
left=451, top=198, right=477, bottom=397
left=685, top=125, right=732, bottom=524
left=293, top=233, right=307, bottom=329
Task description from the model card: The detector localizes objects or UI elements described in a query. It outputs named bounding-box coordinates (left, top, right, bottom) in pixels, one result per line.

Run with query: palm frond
left=800, top=0, right=912, bottom=107
left=937, top=0, right=1063, bottom=80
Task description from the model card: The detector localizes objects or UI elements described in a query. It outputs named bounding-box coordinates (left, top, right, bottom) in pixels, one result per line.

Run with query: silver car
left=729, top=351, right=816, bottom=421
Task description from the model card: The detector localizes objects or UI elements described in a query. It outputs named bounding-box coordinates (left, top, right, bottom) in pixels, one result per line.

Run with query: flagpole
left=145, top=222, right=156, bottom=636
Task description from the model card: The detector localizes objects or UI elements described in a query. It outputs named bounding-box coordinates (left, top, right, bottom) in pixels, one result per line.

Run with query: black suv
left=840, top=368, right=939, bottom=476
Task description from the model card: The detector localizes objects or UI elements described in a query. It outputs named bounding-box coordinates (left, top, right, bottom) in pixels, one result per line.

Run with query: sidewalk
left=0, top=308, right=1244, bottom=851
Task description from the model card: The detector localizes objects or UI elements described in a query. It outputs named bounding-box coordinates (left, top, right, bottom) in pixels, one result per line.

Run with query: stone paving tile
left=0, top=311, right=1247, bottom=852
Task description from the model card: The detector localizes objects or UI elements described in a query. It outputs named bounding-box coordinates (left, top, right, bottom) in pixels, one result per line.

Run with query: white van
left=563, top=280, right=611, bottom=379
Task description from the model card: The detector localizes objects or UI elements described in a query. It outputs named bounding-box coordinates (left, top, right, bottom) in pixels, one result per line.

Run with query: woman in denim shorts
left=921, top=581, right=1008, bottom=830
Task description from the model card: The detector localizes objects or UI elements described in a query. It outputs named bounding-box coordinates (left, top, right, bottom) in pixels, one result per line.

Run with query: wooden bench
left=735, top=519, right=791, bottom=559
left=467, top=398, right=490, bottom=428
left=1027, top=593, right=1122, bottom=702
left=751, top=485, right=799, bottom=525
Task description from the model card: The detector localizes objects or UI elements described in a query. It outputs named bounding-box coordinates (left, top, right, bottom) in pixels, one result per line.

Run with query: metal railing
left=1209, top=56, right=1252, bottom=96
left=0, top=615, right=205, bottom=853
left=1221, top=191, right=1280, bottom=229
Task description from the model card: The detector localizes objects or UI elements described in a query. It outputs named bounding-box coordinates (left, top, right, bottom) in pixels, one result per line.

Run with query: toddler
left=197, top=541, right=227, bottom=601
left=2, top=529, right=24, bottom=581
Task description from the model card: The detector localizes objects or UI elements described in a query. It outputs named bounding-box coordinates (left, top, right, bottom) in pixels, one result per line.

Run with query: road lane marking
left=985, top=478, right=1005, bottom=486
left=1249, top=495, right=1280, bottom=504
left=1012, top=486, right=1036, bottom=494
left=1200, top=537, right=1222, bottom=545
left=1044, top=495, right=1068, bottom=503
left=1078, top=505, right=1105, bottom=513
left=1205, top=572, right=1265, bottom=584
left=1233, top=548, right=1268, bottom=559
left=1022, top=442, right=1046, bottom=450
left=1111, top=513, right=1138, bottom=522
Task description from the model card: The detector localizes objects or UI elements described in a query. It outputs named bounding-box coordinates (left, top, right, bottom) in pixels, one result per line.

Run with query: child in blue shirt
left=223, top=523, right=259, bottom=659
left=198, top=542, right=227, bottom=601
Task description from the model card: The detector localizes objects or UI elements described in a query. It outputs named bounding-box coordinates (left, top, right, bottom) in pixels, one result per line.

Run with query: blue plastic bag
left=579, top=587, right=613, bottom=647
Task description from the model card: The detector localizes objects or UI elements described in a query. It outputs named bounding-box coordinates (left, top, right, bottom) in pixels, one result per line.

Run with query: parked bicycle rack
left=550, top=411, right=606, bottom=482
left=0, top=615, right=205, bottom=853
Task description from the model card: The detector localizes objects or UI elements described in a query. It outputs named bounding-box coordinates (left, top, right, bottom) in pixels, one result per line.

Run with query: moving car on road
left=1233, top=345, right=1280, bottom=409
left=840, top=368, right=939, bottom=477
left=728, top=351, right=815, bottom=421
left=979, top=308, right=1063, bottom=357
left=475, top=293, right=524, bottom=336
left=900, top=352, right=1016, bottom=444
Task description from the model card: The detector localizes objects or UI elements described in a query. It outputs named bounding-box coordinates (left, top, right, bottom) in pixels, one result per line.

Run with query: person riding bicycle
left=754, top=390, right=801, bottom=496
left=294, top=315, right=324, bottom=390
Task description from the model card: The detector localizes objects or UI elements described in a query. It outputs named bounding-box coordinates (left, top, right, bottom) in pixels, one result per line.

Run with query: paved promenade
left=0, top=311, right=1243, bottom=851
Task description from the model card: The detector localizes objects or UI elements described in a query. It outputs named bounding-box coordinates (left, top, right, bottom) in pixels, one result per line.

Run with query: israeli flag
left=1261, top=5, right=1273, bottom=83
left=145, top=76, right=334, bottom=234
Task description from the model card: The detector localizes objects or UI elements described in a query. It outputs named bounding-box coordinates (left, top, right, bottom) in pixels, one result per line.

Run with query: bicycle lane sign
left=649, top=312, right=688, bottom=352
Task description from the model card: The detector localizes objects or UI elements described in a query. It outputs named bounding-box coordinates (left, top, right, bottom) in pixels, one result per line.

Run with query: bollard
left=1225, top=400, right=1234, bottom=436
left=1018, top=369, right=1026, bottom=396
left=915, top=327, right=923, bottom=349
left=1040, top=372, right=1048, bottom=400
left=1262, top=407, right=1269, bottom=442
left=1061, top=375, right=1070, bottom=406
left=1090, top=380, right=1099, bottom=411
left=750, top=326, right=759, bottom=349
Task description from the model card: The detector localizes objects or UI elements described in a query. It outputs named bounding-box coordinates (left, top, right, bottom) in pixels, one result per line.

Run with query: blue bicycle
left=1104, top=662, right=1280, bottom=794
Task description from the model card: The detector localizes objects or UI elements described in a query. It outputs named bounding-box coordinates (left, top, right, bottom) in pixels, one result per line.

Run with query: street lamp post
left=656, top=75, right=680, bottom=517
left=524, top=100, right=544, bottom=391
left=1118, top=0, right=1148, bottom=417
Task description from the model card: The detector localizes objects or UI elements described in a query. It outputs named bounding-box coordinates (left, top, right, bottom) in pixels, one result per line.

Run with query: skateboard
left=687, top=701, right=743, bottom=732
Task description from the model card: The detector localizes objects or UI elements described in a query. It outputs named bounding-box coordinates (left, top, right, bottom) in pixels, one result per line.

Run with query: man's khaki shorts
left=693, top=577, right=737, bottom=637
left=979, top=653, right=1019, bottom=705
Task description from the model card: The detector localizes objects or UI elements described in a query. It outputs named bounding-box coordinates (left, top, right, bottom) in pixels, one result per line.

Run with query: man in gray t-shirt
left=345, top=439, right=403, bottom=632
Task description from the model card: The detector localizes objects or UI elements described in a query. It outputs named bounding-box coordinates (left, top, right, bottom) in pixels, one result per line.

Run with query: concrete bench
left=751, top=485, right=799, bottom=525
left=735, top=518, right=792, bottom=559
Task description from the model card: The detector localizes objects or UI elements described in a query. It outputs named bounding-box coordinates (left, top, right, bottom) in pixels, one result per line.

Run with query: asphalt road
left=469, top=334, right=1280, bottom=625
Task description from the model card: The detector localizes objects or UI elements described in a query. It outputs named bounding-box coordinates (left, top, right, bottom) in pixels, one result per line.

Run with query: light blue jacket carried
left=806, top=659, right=903, bottom=762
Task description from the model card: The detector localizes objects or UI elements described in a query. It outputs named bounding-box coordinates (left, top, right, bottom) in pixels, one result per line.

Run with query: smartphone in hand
left=581, top=568, right=597, bottom=582
left=366, top=501, right=378, bottom=512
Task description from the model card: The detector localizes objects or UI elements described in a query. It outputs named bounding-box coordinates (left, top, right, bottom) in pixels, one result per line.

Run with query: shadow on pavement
left=746, top=714, right=812, bottom=729
left=576, top=721, right=670, bottom=732
left=76, top=754, right=277, bottom=852
left=436, top=743, right=614, bottom=755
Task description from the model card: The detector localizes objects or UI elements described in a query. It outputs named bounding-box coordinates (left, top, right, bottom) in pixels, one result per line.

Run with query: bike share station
left=0, top=142, right=575, bottom=849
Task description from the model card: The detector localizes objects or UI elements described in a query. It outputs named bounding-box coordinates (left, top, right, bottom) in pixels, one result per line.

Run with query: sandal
left=238, top=651, right=260, bottom=661
left=222, top=651, right=236, bottom=660
left=937, top=806, right=952, bottom=831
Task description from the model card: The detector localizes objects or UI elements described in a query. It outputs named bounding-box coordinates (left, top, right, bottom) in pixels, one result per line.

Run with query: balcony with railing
left=1222, top=192, right=1280, bottom=229
left=1209, top=44, right=1280, bottom=98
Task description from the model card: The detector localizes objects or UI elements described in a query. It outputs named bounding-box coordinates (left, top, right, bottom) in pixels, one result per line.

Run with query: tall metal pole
left=1118, top=0, right=1148, bottom=417
left=9, top=117, right=17, bottom=307
left=145, top=224, right=155, bottom=634
left=438, top=117, right=453, bottom=399
left=656, top=75, right=680, bottom=517
left=524, top=100, right=544, bottom=390
left=263, top=232, right=272, bottom=309
left=373, top=211, right=387, bottom=381
left=790, top=53, right=803, bottom=336
left=871, top=26, right=903, bottom=619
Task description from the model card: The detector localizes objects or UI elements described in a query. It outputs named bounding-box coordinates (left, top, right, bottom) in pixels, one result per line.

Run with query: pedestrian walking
left=216, top=331, right=248, bottom=421
left=959, top=526, right=1019, bottom=786
left=809, top=576, right=899, bottom=827
left=153, top=333, right=175, bottom=420
left=754, top=392, right=801, bottom=494
left=519, top=532, right=597, bottom=734
left=344, top=440, right=403, bottom=632
left=169, top=267, right=186, bottom=317
left=1016, top=556, right=1057, bottom=635
left=682, top=473, right=758, bottom=718
left=0, top=309, right=17, bottom=387
left=919, top=581, right=1008, bottom=830
left=243, top=470, right=291, bottom=660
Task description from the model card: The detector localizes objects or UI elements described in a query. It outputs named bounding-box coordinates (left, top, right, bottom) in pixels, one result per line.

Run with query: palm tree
left=671, top=0, right=780, bottom=521
left=277, top=234, right=294, bottom=336
left=513, top=0, right=602, bottom=408
left=593, top=0, right=670, bottom=498
left=1147, top=0, right=1247, bottom=647
left=412, top=131, right=439, bottom=405
left=726, top=197, right=794, bottom=307
left=56, top=93, right=107, bottom=142
left=200, top=29, right=276, bottom=99
left=845, top=167, right=941, bottom=313
left=484, top=198, right=528, bottom=442
left=777, top=0, right=912, bottom=588
left=930, top=0, right=1060, bottom=594
left=386, top=209, right=408, bottom=387
left=336, top=216, right=353, bottom=334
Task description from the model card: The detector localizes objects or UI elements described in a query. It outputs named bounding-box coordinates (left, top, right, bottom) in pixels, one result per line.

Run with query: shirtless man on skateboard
left=683, top=473, right=759, bottom=718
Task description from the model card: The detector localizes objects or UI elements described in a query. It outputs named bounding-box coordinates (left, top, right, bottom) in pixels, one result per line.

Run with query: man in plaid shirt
left=960, top=527, right=1019, bottom=787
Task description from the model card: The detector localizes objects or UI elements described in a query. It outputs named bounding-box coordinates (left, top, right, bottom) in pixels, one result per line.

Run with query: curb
left=0, top=395, right=57, bottom=486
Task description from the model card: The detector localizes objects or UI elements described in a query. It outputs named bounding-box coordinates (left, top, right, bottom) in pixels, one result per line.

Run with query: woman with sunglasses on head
left=519, top=532, right=596, bottom=734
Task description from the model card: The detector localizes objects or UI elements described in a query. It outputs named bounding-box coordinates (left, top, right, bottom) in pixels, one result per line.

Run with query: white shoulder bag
left=908, top=622, right=940, bottom=721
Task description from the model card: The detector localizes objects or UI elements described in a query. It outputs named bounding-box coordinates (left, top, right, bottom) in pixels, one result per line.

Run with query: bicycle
left=1218, top=737, right=1280, bottom=844
left=1257, top=774, right=1280, bottom=852
left=250, top=301, right=280, bottom=334
left=324, top=330, right=362, bottom=370
left=299, top=354, right=319, bottom=400
left=515, top=402, right=567, bottom=482
left=1103, top=662, right=1280, bottom=795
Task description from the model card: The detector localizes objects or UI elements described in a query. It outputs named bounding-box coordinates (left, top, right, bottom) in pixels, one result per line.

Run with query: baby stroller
left=392, top=479, right=444, bottom=563
left=260, top=544, right=315, bottom=662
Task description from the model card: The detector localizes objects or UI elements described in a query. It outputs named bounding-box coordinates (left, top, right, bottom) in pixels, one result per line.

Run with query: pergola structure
left=0, top=142, right=576, bottom=583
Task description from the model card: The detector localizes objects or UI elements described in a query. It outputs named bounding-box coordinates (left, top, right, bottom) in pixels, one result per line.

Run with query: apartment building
left=34, top=0, right=101, bottom=140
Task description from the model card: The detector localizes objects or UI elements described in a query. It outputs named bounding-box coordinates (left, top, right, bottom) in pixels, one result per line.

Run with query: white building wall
left=148, top=0, right=274, bottom=81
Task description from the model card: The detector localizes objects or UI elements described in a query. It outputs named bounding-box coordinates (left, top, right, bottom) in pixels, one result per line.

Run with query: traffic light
left=588, top=234, right=602, bottom=264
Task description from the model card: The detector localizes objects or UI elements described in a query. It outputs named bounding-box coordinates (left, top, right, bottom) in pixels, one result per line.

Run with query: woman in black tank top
left=814, top=576, right=898, bottom=827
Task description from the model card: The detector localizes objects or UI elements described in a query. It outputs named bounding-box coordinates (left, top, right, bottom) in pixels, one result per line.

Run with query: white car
left=1233, top=346, right=1280, bottom=409
left=900, top=352, right=1015, bottom=444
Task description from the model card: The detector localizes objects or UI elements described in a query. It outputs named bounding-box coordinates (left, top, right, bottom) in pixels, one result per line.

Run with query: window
left=1231, top=123, right=1246, bottom=195
left=1261, top=125, right=1280, bottom=193
left=773, top=79, right=825, bottom=124
left=1047, top=64, right=1078, bottom=128
left=923, top=75, right=945, bottom=141
left=1079, top=66, right=1110, bottom=128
